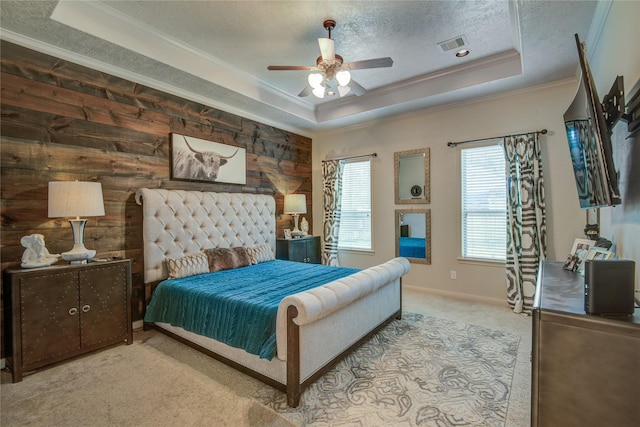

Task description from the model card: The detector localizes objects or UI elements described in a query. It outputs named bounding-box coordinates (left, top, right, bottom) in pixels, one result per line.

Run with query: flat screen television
left=563, top=34, right=621, bottom=208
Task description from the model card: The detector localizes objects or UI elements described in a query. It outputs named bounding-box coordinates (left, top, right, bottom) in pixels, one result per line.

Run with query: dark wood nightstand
left=3, top=259, right=132, bottom=382
left=276, top=236, right=321, bottom=264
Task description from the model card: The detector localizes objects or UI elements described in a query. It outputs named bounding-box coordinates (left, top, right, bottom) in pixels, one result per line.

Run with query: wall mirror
left=395, top=209, right=431, bottom=264
left=394, top=148, right=430, bottom=204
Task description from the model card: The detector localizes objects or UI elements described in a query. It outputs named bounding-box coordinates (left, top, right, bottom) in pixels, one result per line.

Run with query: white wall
left=311, top=2, right=639, bottom=302
left=312, top=79, right=586, bottom=302
left=589, top=0, right=640, bottom=290
left=589, top=1, right=640, bottom=95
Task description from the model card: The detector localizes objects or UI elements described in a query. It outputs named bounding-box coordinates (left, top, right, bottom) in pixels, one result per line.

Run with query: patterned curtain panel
left=321, top=160, right=344, bottom=266
left=503, top=133, right=547, bottom=314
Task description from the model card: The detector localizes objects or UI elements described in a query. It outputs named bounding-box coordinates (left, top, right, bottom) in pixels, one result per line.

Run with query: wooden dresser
left=3, top=259, right=132, bottom=382
left=531, top=261, right=639, bottom=427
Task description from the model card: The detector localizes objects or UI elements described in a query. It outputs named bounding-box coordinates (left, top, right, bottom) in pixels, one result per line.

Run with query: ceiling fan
left=267, top=19, right=393, bottom=99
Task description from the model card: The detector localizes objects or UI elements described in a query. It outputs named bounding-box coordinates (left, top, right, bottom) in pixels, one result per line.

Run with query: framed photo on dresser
left=563, top=238, right=596, bottom=271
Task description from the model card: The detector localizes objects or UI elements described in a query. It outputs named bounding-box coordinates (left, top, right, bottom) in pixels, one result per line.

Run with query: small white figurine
left=20, top=234, right=60, bottom=268
left=300, top=217, right=309, bottom=236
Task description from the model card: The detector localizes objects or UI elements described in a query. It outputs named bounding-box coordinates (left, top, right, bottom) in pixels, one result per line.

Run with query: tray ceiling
left=0, top=1, right=603, bottom=135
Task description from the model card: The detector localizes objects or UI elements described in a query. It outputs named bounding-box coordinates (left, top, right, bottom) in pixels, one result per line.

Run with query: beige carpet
left=1, top=288, right=531, bottom=427
left=0, top=332, right=291, bottom=427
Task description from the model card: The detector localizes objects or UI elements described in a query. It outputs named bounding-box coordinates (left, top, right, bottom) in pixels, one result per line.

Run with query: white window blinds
left=461, top=144, right=506, bottom=261
left=338, top=159, right=372, bottom=251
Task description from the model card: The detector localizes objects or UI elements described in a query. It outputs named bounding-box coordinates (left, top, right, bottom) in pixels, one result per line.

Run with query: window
left=460, top=143, right=506, bottom=261
left=338, top=159, right=372, bottom=251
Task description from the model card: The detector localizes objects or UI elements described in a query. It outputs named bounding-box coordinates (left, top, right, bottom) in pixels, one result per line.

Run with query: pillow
left=247, top=244, right=275, bottom=265
left=166, top=253, right=209, bottom=279
left=204, top=247, right=252, bottom=272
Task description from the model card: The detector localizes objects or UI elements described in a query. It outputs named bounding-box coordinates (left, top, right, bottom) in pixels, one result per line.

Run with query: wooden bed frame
left=135, top=188, right=410, bottom=406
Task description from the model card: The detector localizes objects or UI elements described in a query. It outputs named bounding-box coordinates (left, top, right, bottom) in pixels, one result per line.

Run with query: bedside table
left=276, top=236, right=321, bottom=264
left=3, top=259, right=132, bottom=382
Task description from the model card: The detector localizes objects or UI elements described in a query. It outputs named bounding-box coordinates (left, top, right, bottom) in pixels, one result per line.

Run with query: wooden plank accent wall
left=0, top=41, right=313, bottom=355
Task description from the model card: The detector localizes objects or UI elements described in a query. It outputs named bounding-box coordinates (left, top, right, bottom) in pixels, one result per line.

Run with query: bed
left=399, top=236, right=426, bottom=258
left=135, top=188, right=410, bottom=407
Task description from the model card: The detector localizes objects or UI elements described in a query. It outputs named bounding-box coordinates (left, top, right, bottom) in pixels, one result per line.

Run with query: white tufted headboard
left=135, top=188, right=276, bottom=283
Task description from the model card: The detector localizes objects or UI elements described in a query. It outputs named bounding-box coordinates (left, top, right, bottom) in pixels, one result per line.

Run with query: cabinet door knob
left=82, top=305, right=91, bottom=313
left=68, top=307, right=78, bottom=315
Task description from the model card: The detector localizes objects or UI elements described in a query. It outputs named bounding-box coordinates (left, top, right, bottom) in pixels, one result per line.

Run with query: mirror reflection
left=394, top=148, right=430, bottom=204
left=395, top=209, right=431, bottom=264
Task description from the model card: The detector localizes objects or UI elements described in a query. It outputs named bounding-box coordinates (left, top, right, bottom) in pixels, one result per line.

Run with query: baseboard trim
left=403, top=285, right=507, bottom=306
left=132, top=320, right=144, bottom=330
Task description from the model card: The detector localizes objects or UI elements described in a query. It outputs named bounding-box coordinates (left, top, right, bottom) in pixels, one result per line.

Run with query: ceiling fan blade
left=348, top=79, right=367, bottom=96
left=318, top=37, right=335, bottom=61
left=298, top=84, right=312, bottom=97
left=343, top=57, right=393, bottom=70
left=267, top=65, right=315, bottom=71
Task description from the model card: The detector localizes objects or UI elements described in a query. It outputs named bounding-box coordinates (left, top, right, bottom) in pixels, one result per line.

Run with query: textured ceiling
left=0, top=1, right=602, bottom=136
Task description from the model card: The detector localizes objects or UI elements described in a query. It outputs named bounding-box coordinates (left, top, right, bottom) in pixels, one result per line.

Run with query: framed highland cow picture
left=170, top=133, right=246, bottom=185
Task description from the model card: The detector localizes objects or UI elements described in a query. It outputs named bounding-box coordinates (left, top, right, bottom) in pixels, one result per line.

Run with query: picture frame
left=563, top=238, right=596, bottom=271
left=283, top=229, right=292, bottom=240
left=170, top=133, right=246, bottom=184
left=577, top=246, right=614, bottom=275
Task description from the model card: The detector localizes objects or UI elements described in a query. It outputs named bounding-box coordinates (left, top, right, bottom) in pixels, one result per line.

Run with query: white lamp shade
left=312, top=86, right=325, bottom=98
left=48, top=181, right=105, bottom=218
left=308, top=73, right=324, bottom=89
left=336, top=70, right=351, bottom=86
left=284, top=194, right=307, bottom=214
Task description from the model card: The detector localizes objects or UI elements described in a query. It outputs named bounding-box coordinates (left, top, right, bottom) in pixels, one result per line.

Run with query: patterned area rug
left=253, top=313, right=520, bottom=426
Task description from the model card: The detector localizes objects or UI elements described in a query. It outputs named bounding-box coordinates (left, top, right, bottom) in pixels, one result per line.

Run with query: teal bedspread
left=144, top=260, right=359, bottom=360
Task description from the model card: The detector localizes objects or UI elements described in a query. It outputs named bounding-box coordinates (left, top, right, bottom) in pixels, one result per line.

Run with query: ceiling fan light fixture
left=312, top=86, right=326, bottom=98
left=308, top=72, right=324, bottom=88
left=267, top=19, right=393, bottom=99
left=336, top=70, right=351, bottom=86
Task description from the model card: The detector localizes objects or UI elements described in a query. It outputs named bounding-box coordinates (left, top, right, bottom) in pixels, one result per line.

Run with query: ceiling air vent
left=438, top=35, right=468, bottom=53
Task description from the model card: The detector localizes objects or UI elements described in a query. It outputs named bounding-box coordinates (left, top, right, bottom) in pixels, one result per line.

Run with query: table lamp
left=284, top=194, right=307, bottom=237
left=48, top=181, right=105, bottom=264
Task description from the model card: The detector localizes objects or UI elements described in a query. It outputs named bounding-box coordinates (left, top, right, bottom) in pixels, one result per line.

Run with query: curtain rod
left=447, top=129, right=547, bottom=148
left=322, top=152, right=378, bottom=162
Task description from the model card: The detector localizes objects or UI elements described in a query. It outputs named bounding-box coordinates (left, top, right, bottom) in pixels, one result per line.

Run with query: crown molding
left=1, top=28, right=317, bottom=137
left=585, top=0, right=613, bottom=59
left=49, top=0, right=316, bottom=124
left=316, top=50, right=522, bottom=123
left=315, top=76, right=577, bottom=138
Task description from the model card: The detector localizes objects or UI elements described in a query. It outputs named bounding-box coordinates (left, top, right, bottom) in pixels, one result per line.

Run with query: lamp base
left=63, top=219, right=96, bottom=264
left=62, top=244, right=96, bottom=265
left=291, top=214, right=304, bottom=237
